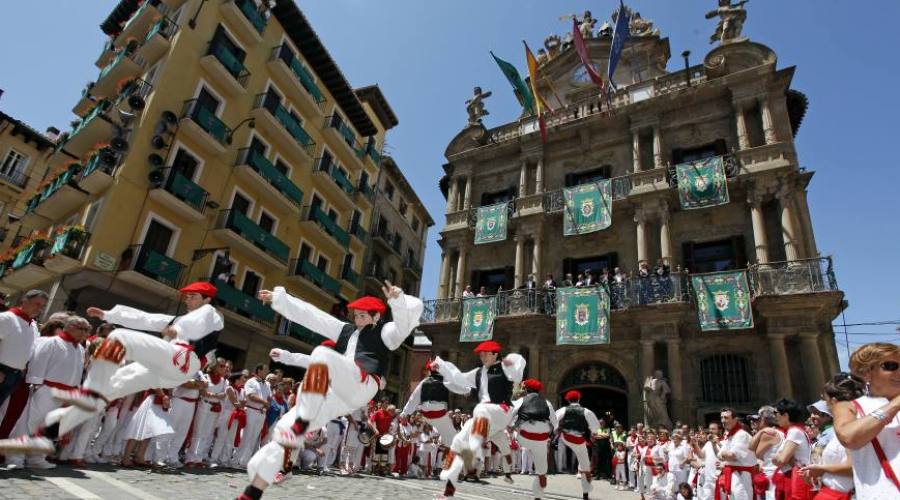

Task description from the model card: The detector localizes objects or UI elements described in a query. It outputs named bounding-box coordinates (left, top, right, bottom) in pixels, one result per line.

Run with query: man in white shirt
left=555, top=391, right=601, bottom=500
left=716, top=408, right=756, bottom=500
left=235, top=363, right=271, bottom=468
left=155, top=371, right=207, bottom=467
left=5, top=315, right=88, bottom=469
left=185, top=358, right=228, bottom=466
left=508, top=378, right=558, bottom=500
left=691, top=421, right=721, bottom=500
left=0, top=290, right=47, bottom=407
left=0, top=282, right=223, bottom=456
left=400, top=361, right=467, bottom=448
left=665, top=431, right=692, bottom=498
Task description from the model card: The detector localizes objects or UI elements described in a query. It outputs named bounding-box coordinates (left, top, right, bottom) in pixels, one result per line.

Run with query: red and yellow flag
left=523, top=41, right=548, bottom=143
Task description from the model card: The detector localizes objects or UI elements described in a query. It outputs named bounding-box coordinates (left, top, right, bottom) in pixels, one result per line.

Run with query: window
left=258, top=211, right=275, bottom=233
left=84, top=198, right=105, bottom=232
left=242, top=270, right=262, bottom=296
left=700, top=354, right=751, bottom=403
left=399, top=199, right=408, bottom=216
left=143, top=219, right=175, bottom=255
left=471, top=268, right=512, bottom=294
left=310, top=194, right=322, bottom=212
left=480, top=188, right=515, bottom=206
left=327, top=208, right=338, bottom=223
left=384, top=181, right=395, bottom=200
left=359, top=170, right=369, bottom=189
left=231, top=192, right=251, bottom=215
left=565, top=166, right=611, bottom=187
left=298, top=243, right=312, bottom=263
left=412, top=217, right=420, bottom=232
left=342, top=254, right=353, bottom=274
left=274, top=158, right=289, bottom=176
left=196, top=86, right=221, bottom=115
left=212, top=25, right=246, bottom=63
left=671, top=140, right=727, bottom=165
left=682, top=237, right=746, bottom=274
left=171, top=147, right=199, bottom=179
left=319, top=150, right=333, bottom=173
left=316, top=255, right=329, bottom=273
left=350, top=210, right=361, bottom=232
left=1, top=149, right=28, bottom=178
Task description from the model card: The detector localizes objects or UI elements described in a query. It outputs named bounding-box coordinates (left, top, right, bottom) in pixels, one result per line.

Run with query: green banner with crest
left=563, top=180, right=612, bottom=236
left=556, top=286, right=610, bottom=345
left=691, top=270, right=753, bottom=331
left=474, top=203, right=508, bottom=245
left=460, top=296, right=496, bottom=342
left=676, top=156, right=729, bottom=210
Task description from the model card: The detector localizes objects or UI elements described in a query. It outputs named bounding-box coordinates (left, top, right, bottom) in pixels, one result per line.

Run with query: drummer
left=369, top=404, right=397, bottom=473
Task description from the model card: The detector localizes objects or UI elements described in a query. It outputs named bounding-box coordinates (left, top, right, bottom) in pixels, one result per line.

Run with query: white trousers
left=518, top=435, right=549, bottom=498
left=66, top=411, right=103, bottom=460
left=561, top=436, right=593, bottom=494
left=719, top=470, right=752, bottom=500
left=185, top=401, right=220, bottom=463
left=638, top=465, right=654, bottom=496
left=50, top=329, right=200, bottom=436
left=235, top=407, right=265, bottom=467
left=246, top=405, right=300, bottom=484
left=297, top=347, right=378, bottom=430
left=154, top=397, right=195, bottom=463
left=209, top=408, right=236, bottom=464
left=7, top=386, right=60, bottom=464
left=105, top=405, right=135, bottom=457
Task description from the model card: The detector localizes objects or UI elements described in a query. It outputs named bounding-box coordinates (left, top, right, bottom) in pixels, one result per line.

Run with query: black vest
left=334, top=322, right=391, bottom=377
left=560, top=405, right=589, bottom=436
left=473, top=363, right=513, bottom=405
left=421, top=375, right=449, bottom=405
left=516, top=392, right=550, bottom=425
left=167, top=314, right=220, bottom=364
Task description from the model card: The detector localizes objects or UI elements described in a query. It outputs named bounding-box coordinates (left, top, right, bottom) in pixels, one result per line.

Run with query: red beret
left=522, top=378, right=543, bottom=392
left=320, top=340, right=337, bottom=349
left=179, top=281, right=217, bottom=298
left=426, top=360, right=439, bottom=372
left=473, top=340, right=502, bottom=353
left=565, top=390, right=582, bottom=402
left=347, top=296, right=387, bottom=314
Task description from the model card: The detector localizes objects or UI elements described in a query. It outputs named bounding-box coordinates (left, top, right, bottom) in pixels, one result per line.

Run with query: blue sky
left=1, top=1, right=897, bottom=367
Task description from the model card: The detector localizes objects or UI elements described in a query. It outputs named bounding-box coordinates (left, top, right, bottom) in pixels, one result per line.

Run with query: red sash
left=228, top=409, right=247, bottom=447
left=179, top=396, right=198, bottom=403
left=812, top=486, right=852, bottom=500
left=421, top=409, right=448, bottom=419
left=851, top=400, right=900, bottom=493
left=752, top=471, right=770, bottom=498
left=518, top=430, right=549, bottom=441
left=715, top=465, right=756, bottom=500
left=43, top=380, right=77, bottom=390
left=172, top=342, right=195, bottom=374
left=562, top=432, right=586, bottom=445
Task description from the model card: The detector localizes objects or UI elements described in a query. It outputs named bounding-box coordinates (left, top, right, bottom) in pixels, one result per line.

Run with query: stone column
left=778, top=187, right=800, bottom=261
left=535, top=158, right=544, bottom=193
left=514, top=235, right=525, bottom=288
left=446, top=178, right=458, bottom=213
left=528, top=348, right=541, bottom=384
left=652, top=125, right=665, bottom=169
left=463, top=175, right=472, bottom=209
left=519, top=161, right=528, bottom=197
left=641, top=340, right=655, bottom=380
left=767, top=334, right=792, bottom=397
left=794, top=189, right=819, bottom=258
left=759, top=94, right=777, bottom=145
left=659, top=208, right=672, bottom=265
left=666, top=338, right=683, bottom=422
left=635, top=210, right=648, bottom=265
left=632, top=129, right=642, bottom=172
left=532, top=234, right=542, bottom=280
left=454, top=247, right=468, bottom=297
left=799, top=333, right=827, bottom=401
left=438, top=251, right=451, bottom=299
left=748, top=193, right=769, bottom=264
left=734, top=102, right=750, bottom=150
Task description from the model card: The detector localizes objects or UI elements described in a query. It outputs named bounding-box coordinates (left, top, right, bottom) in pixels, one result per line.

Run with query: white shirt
left=202, top=373, right=227, bottom=404
left=508, top=396, right=558, bottom=433
left=820, top=435, right=853, bottom=493
left=433, top=355, right=526, bottom=404
left=402, top=377, right=469, bottom=415
left=271, top=349, right=311, bottom=369
left=103, top=303, right=224, bottom=342
left=173, top=370, right=205, bottom=399
left=554, top=403, right=601, bottom=435
left=702, top=441, right=719, bottom=481
left=25, top=335, right=84, bottom=387
left=718, top=428, right=756, bottom=467
left=666, top=441, right=691, bottom=472
left=847, top=395, right=900, bottom=499
left=777, top=426, right=811, bottom=470
left=270, top=286, right=423, bottom=365
left=243, top=377, right=271, bottom=411
left=0, top=310, right=39, bottom=370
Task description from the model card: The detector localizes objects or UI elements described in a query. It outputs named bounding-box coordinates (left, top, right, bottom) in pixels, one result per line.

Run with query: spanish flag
left=523, top=41, right=548, bottom=143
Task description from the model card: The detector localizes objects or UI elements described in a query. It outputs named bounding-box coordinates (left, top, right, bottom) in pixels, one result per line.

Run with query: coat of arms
left=575, top=303, right=591, bottom=326
left=486, top=218, right=496, bottom=231
left=713, top=290, right=730, bottom=311
left=472, top=311, right=484, bottom=327
left=694, top=174, right=709, bottom=191
left=580, top=198, right=595, bottom=218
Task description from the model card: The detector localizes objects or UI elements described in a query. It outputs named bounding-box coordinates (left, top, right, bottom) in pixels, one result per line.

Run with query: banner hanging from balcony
left=474, top=203, right=509, bottom=245
left=555, top=286, right=610, bottom=345
left=675, top=156, right=730, bottom=210
left=460, top=296, right=496, bottom=342
left=563, top=180, right=612, bottom=236
left=691, top=270, right=753, bottom=331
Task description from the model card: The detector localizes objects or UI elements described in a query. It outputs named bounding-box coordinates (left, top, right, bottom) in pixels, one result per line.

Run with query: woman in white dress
left=121, top=389, right=174, bottom=466
left=833, top=342, right=900, bottom=500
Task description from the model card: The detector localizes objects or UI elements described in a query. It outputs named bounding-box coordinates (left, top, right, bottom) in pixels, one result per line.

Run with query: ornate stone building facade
left=419, top=7, right=843, bottom=425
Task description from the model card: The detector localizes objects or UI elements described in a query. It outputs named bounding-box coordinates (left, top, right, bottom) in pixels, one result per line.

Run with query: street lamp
left=225, top=118, right=255, bottom=145
left=681, top=50, right=692, bottom=87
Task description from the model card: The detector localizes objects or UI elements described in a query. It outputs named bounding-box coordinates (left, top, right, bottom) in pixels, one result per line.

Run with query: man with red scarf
left=185, top=357, right=229, bottom=466
left=716, top=408, right=756, bottom=500
left=4, top=315, right=88, bottom=469
left=0, top=290, right=47, bottom=407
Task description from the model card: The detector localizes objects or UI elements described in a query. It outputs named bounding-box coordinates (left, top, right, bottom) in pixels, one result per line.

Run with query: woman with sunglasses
left=833, top=342, right=900, bottom=499
left=771, top=398, right=813, bottom=500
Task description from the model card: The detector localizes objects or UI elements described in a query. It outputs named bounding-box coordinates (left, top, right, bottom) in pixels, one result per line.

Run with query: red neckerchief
left=273, top=393, right=285, bottom=405
left=9, top=307, right=32, bottom=323
left=57, top=331, right=80, bottom=345
left=209, top=374, right=222, bottom=385
left=725, top=425, right=743, bottom=440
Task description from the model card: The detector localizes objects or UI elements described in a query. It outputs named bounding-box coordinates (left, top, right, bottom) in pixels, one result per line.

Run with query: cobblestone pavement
left=0, top=465, right=640, bottom=500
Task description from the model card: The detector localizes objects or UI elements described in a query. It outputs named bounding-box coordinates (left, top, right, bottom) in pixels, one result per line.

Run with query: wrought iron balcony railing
left=749, top=257, right=838, bottom=296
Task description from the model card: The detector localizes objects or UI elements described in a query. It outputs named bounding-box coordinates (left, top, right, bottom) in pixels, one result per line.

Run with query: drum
left=379, top=434, right=397, bottom=449
left=358, top=426, right=376, bottom=446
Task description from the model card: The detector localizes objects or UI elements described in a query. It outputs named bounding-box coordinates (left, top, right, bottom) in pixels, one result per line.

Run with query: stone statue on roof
left=578, top=10, right=597, bottom=39
left=544, top=34, right=561, bottom=58
left=706, top=0, right=749, bottom=44
left=465, top=86, right=492, bottom=126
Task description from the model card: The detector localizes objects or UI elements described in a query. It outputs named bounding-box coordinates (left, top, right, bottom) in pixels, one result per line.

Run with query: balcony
left=364, top=263, right=391, bottom=290
left=221, top=0, right=267, bottom=45
left=372, top=226, right=401, bottom=256
left=44, top=228, right=91, bottom=274
left=148, top=168, right=208, bottom=222
left=301, top=204, right=350, bottom=250
left=267, top=44, right=327, bottom=117
left=2, top=240, right=54, bottom=290
left=114, top=0, right=170, bottom=48
left=63, top=100, right=117, bottom=157
left=749, top=257, right=839, bottom=297
left=95, top=38, right=116, bottom=69
left=323, top=114, right=365, bottom=165
left=289, top=258, right=342, bottom=299
left=349, top=221, right=368, bottom=243
left=279, top=319, right=327, bottom=347
left=117, top=244, right=186, bottom=298
left=92, top=48, right=145, bottom=99
left=78, top=150, right=117, bottom=194
left=210, top=277, right=274, bottom=328
left=364, top=142, right=382, bottom=167
left=0, top=170, right=29, bottom=189
left=213, top=209, right=289, bottom=268
left=251, top=93, right=315, bottom=160
left=342, top=264, right=361, bottom=289
left=312, top=156, right=355, bottom=207
left=199, top=41, right=250, bottom=96
left=403, top=255, right=422, bottom=278
left=180, top=99, right=232, bottom=155
left=234, top=148, right=303, bottom=212
left=136, top=16, right=178, bottom=64
left=73, top=84, right=98, bottom=117
left=23, top=164, right=88, bottom=224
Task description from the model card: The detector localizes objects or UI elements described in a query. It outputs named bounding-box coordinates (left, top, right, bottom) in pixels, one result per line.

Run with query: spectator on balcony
left=638, top=262, right=651, bottom=278
left=575, top=274, right=585, bottom=287
left=462, top=286, right=475, bottom=298
left=523, top=275, right=537, bottom=290
left=613, top=268, right=626, bottom=284
left=655, top=259, right=670, bottom=277
left=563, top=273, right=574, bottom=287
left=543, top=274, right=557, bottom=290
left=600, top=268, right=610, bottom=284
left=476, top=286, right=487, bottom=297
left=583, top=271, right=596, bottom=287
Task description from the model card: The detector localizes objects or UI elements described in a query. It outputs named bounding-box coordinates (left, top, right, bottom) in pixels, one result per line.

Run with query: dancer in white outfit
left=400, top=361, right=467, bottom=448
left=556, top=390, right=600, bottom=500
left=508, top=378, right=558, bottom=500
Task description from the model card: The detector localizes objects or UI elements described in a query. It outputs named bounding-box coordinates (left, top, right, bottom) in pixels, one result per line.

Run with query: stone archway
left=558, top=361, right=630, bottom=426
